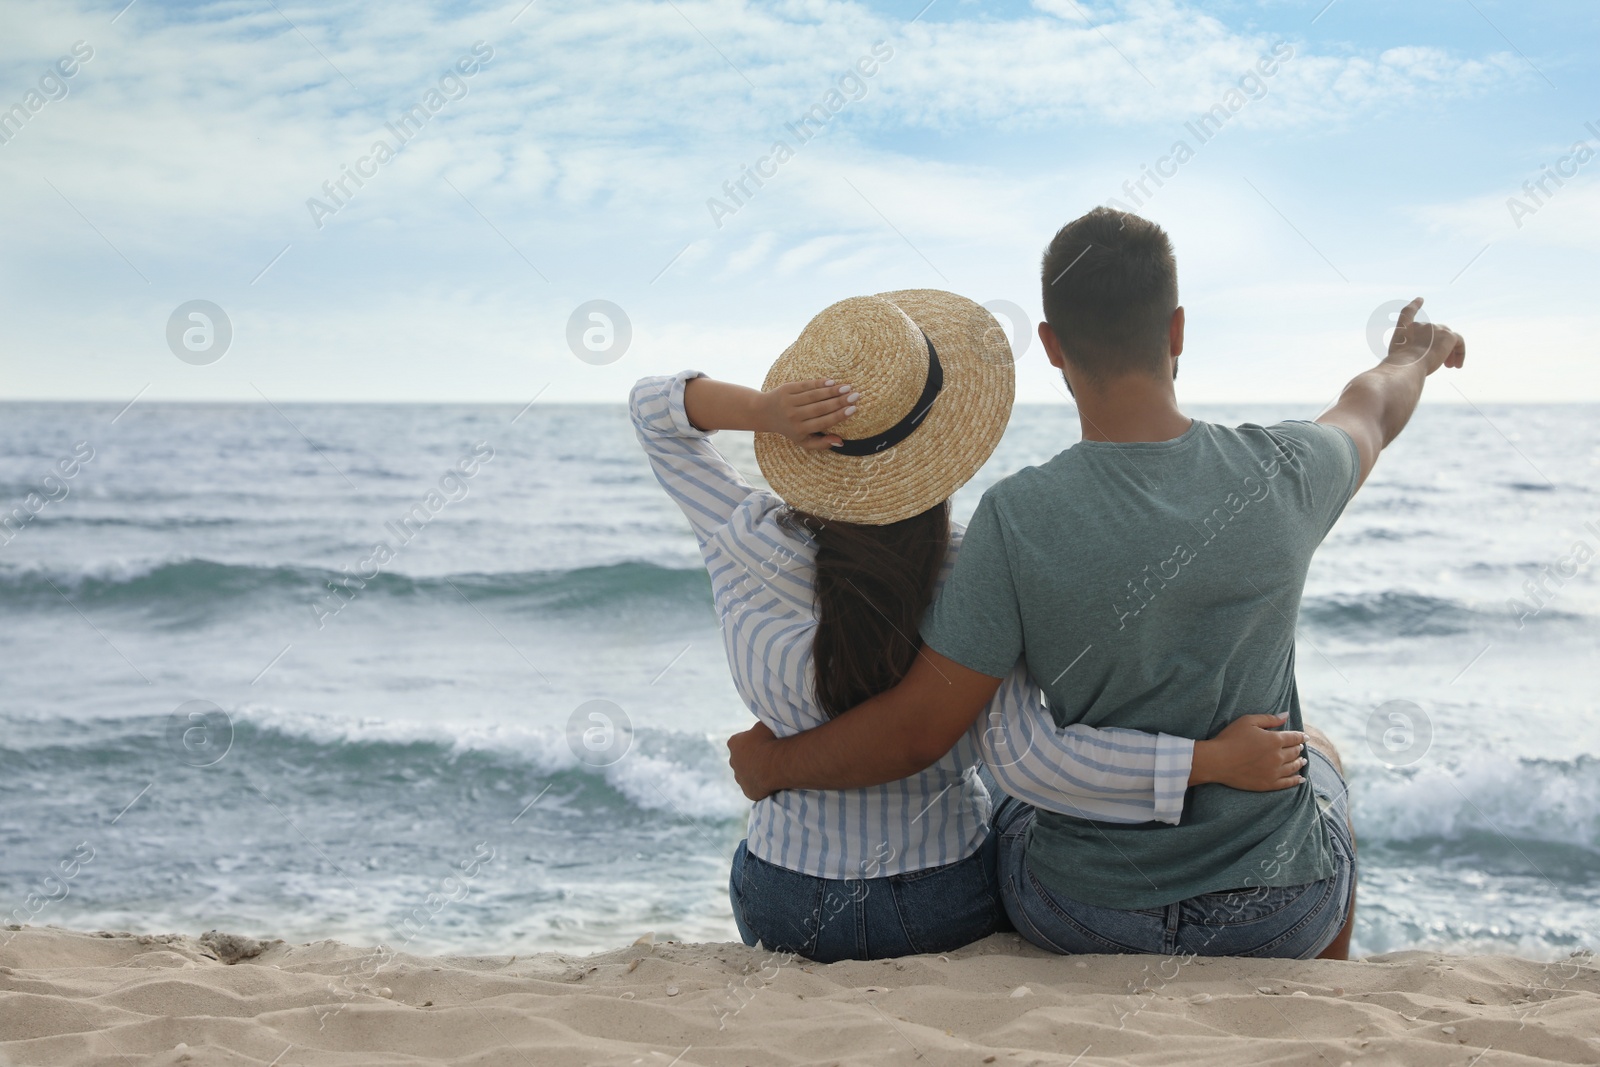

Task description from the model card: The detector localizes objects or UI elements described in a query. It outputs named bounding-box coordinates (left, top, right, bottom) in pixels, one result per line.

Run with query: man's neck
left=1070, top=373, right=1191, bottom=443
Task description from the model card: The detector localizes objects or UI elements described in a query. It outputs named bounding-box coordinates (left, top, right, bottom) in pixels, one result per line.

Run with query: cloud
left=0, top=0, right=1584, bottom=401
left=1419, top=181, right=1600, bottom=247
left=1416, top=116, right=1600, bottom=250
left=0, top=0, right=1530, bottom=237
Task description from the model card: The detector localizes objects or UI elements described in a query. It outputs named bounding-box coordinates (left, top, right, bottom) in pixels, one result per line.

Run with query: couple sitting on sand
left=630, top=208, right=1465, bottom=963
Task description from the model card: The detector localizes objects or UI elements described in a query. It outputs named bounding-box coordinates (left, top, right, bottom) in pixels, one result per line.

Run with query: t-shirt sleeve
left=920, top=491, right=1024, bottom=679
left=1272, top=420, right=1361, bottom=540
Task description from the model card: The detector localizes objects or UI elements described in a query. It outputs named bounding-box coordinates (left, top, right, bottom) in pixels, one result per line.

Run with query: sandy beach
left=3, top=927, right=1597, bottom=1067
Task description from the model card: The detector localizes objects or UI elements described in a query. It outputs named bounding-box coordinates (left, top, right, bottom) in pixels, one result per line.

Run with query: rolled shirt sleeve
left=977, top=663, right=1194, bottom=825
left=629, top=372, right=757, bottom=549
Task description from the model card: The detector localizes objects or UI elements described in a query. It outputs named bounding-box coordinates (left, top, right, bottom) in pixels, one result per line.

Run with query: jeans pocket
left=1005, top=873, right=1073, bottom=955
left=889, top=851, right=1002, bottom=955
left=737, top=851, right=827, bottom=958
left=1021, top=866, right=1160, bottom=954
left=1181, top=883, right=1314, bottom=928
left=1179, top=877, right=1342, bottom=959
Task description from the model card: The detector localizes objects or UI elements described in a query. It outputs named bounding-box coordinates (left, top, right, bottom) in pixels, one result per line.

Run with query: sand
left=2, top=926, right=1597, bottom=1066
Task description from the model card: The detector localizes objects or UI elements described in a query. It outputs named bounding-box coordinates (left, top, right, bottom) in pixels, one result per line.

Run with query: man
left=726, top=207, right=1465, bottom=960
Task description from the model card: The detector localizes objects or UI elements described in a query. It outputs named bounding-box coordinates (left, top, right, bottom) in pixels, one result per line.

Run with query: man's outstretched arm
left=1317, top=296, right=1465, bottom=488
left=728, top=647, right=1000, bottom=800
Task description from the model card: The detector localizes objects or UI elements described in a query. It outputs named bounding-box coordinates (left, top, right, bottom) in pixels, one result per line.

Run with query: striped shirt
left=631, top=372, right=1194, bottom=880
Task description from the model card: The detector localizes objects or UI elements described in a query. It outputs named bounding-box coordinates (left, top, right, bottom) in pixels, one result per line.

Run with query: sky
left=0, top=0, right=1596, bottom=406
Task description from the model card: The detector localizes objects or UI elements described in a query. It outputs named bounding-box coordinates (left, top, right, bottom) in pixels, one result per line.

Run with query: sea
left=1, top=400, right=1596, bottom=960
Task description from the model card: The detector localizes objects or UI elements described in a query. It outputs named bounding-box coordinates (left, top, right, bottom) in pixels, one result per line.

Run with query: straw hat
left=754, top=290, right=1015, bottom=525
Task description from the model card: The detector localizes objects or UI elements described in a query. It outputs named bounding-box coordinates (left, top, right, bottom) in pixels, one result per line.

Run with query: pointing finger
left=1395, top=296, right=1423, bottom=330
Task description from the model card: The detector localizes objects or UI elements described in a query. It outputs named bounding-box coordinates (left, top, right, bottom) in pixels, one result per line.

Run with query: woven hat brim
left=753, top=289, right=1015, bottom=525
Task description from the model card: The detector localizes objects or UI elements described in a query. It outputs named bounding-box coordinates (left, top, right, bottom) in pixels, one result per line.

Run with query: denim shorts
left=729, top=832, right=1007, bottom=963
left=997, top=746, right=1355, bottom=959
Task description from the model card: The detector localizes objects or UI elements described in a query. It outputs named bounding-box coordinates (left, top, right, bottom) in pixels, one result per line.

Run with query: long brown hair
left=783, top=501, right=951, bottom=719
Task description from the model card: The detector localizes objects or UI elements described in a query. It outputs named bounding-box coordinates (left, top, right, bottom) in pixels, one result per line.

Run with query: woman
left=630, top=291, right=1271, bottom=961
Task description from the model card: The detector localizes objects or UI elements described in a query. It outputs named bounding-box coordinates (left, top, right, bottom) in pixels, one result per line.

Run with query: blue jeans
left=729, top=833, right=1006, bottom=963
left=998, top=746, right=1355, bottom=959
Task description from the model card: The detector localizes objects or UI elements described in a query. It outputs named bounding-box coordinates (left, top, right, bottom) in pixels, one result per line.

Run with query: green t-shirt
left=923, top=418, right=1359, bottom=910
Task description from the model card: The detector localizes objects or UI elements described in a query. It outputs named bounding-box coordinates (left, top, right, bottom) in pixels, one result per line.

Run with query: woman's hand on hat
left=763, top=379, right=858, bottom=451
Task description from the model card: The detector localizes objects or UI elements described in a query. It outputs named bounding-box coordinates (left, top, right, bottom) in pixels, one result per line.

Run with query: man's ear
left=1039, top=321, right=1066, bottom=370
left=1040, top=321, right=1079, bottom=397
left=1169, top=306, right=1185, bottom=360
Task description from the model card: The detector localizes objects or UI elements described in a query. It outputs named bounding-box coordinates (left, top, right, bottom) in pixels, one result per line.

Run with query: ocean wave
left=4, top=556, right=1583, bottom=650
left=1355, top=753, right=1600, bottom=854
left=16, top=514, right=251, bottom=530
left=241, top=709, right=746, bottom=820
left=0, top=707, right=748, bottom=823
left=1346, top=527, right=1436, bottom=543
left=0, top=558, right=711, bottom=615
left=13, top=708, right=1599, bottom=854
left=1298, top=589, right=1584, bottom=639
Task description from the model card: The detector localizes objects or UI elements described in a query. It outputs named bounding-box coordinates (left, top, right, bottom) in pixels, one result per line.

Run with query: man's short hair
left=1040, top=207, right=1178, bottom=380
